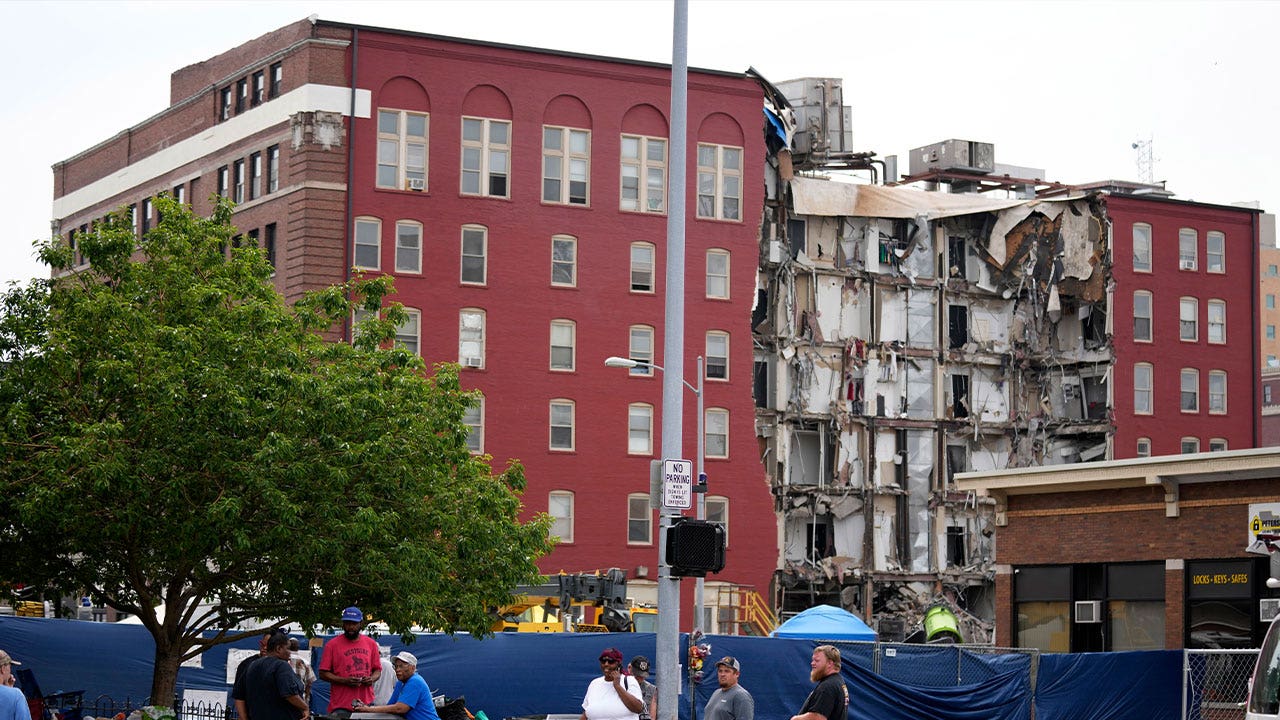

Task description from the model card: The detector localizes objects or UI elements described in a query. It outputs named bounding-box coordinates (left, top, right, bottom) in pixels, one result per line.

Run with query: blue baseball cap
left=341, top=606, right=364, bottom=622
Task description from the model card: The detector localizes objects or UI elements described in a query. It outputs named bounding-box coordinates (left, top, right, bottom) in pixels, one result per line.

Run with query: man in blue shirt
left=0, top=650, right=32, bottom=720
left=353, top=651, right=440, bottom=720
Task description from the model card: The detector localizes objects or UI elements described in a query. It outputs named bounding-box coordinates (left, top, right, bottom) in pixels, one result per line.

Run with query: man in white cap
left=0, top=650, right=30, bottom=720
left=318, top=606, right=381, bottom=713
left=353, top=651, right=440, bottom=720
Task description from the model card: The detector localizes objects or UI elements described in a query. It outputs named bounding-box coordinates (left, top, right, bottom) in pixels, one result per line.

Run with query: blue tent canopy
left=772, top=604, right=877, bottom=641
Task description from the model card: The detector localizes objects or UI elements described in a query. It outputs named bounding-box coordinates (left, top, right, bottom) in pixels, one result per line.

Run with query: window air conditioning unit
left=1179, top=259, right=1195, bottom=270
left=406, top=178, right=426, bottom=191
left=1262, top=598, right=1280, bottom=622
left=464, top=357, right=483, bottom=368
left=1074, top=600, right=1103, bottom=624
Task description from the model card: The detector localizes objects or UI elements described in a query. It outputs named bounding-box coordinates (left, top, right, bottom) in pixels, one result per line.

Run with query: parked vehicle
left=1246, top=609, right=1280, bottom=718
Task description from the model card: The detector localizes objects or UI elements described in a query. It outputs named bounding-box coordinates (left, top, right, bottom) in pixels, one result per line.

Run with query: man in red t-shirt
left=318, top=606, right=382, bottom=712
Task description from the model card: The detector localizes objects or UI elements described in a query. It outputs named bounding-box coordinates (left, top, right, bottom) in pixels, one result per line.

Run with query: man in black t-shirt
left=789, top=645, right=848, bottom=720
left=233, top=633, right=310, bottom=720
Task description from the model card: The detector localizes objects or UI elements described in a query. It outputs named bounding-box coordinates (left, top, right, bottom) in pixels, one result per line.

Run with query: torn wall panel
left=800, top=350, right=843, bottom=415
left=833, top=510, right=864, bottom=562
left=878, top=291, right=907, bottom=343
left=815, top=275, right=850, bottom=342
left=971, top=366, right=1009, bottom=423
left=970, top=438, right=1011, bottom=473
left=906, top=291, right=935, bottom=348
left=969, top=304, right=1010, bottom=352
left=801, top=215, right=843, bottom=266
left=906, top=429, right=935, bottom=573
left=904, top=358, right=935, bottom=420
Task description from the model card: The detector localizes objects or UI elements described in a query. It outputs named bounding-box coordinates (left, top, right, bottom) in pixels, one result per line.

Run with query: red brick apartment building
left=50, top=18, right=777, bottom=627
left=1103, top=191, right=1262, bottom=457
left=958, top=450, right=1280, bottom=652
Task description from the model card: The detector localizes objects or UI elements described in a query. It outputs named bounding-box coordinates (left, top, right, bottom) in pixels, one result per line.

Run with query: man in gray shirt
left=704, top=657, right=753, bottom=720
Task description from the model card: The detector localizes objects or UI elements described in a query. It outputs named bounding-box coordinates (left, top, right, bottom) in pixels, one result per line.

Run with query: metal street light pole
left=603, top=356, right=706, bottom=634
left=658, top=5, right=688, bottom=720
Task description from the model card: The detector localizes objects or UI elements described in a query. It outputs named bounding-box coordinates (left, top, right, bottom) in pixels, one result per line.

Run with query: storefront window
left=1017, top=601, right=1070, bottom=652
left=1109, top=600, right=1165, bottom=650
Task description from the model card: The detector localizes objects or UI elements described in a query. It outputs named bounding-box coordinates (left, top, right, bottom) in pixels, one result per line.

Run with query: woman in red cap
left=579, top=647, right=645, bottom=720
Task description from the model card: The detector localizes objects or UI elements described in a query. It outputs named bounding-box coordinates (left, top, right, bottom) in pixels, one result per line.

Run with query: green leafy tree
left=0, top=197, right=552, bottom=703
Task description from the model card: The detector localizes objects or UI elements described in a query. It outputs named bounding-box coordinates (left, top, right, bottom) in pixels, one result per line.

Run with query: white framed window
left=459, top=309, right=485, bottom=369
left=542, top=126, right=590, bottom=205
left=1180, top=368, right=1199, bottom=412
left=1132, top=223, right=1152, bottom=272
left=1208, top=370, right=1226, bottom=414
left=249, top=152, right=261, bottom=200
left=395, top=308, right=421, bottom=356
left=1209, top=438, right=1227, bottom=452
left=627, top=493, right=652, bottom=545
left=705, top=407, right=728, bottom=459
left=549, top=400, right=575, bottom=451
left=696, top=143, right=742, bottom=221
left=233, top=159, right=245, bottom=203
left=628, top=403, right=653, bottom=455
left=550, top=320, right=576, bottom=371
left=461, top=117, right=510, bottom=197
left=267, top=145, right=280, bottom=193
left=377, top=109, right=428, bottom=190
left=631, top=242, right=655, bottom=293
left=461, top=225, right=487, bottom=285
left=1179, top=297, right=1198, bottom=341
left=218, top=166, right=229, bottom=198
left=706, top=331, right=729, bottom=381
left=395, top=220, right=422, bottom=273
left=1136, top=438, right=1151, bottom=458
left=354, top=217, right=381, bottom=270
left=1207, top=300, right=1225, bottom=344
left=620, top=134, right=666, bottom=213
left=1180, top=437, right=1200, bottom=454
left=629, top=325, right=654, bottom=376
left=1134, top=363, right=1153, bottom=414
left=705, top=496, right=728, bottom=547
left=1206, top=231, right=1225, bottom=272
left=548, top=490, right=574, bottom=542
left=1179, top=228, right=1197, bottom=270
left=706, top=249, right=730, bottom=299
left=463, top=397, right=483, bottom=454
left=1133, top=291, right=1152, bottom=342
left=551, top=235, right=577, bottom=287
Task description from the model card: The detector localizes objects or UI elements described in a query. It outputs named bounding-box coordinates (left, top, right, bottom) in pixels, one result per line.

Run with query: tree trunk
left=149, top=637, right=184, bottom=708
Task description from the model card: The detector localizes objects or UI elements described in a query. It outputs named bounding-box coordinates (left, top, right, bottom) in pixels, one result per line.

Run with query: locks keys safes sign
left=662, top=459, right=693, bottom=510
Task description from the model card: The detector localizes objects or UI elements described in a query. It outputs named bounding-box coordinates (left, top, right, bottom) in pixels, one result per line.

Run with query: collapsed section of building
left=755, top=154, right=1113, bottom=640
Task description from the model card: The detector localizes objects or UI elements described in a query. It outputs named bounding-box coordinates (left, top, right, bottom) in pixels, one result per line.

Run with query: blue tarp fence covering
left=0, top=617, right=1185, bottom=720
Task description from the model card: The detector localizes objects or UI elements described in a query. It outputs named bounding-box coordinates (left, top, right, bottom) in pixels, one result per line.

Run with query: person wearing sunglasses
left=579, top=647, right=645, bottom=720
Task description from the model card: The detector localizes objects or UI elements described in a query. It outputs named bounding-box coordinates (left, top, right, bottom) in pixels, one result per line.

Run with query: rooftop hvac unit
left=908, top=139, right=996, bottom=176
left=406, top=178, right=426, bottom=191
left=1074, top=600, right=1103, bottom=624
left=1262, top=598, right=1280, bottom=621
left=774, top=77, right=853, bottom=154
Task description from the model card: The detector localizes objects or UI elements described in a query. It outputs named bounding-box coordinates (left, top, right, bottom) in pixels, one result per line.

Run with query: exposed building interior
left=755, top=77, right=1113, bottom=642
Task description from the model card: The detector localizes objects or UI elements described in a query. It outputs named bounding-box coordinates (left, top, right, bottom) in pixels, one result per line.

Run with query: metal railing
left=714, top=586, right=777, bottom=636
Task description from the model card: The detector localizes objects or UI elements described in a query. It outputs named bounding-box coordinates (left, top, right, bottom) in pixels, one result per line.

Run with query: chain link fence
left=1184, top=649, right=1258, bottom=720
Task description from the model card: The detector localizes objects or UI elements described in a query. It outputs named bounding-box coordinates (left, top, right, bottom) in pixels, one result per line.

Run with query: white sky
left=2, top=0, right=1277, bottom=287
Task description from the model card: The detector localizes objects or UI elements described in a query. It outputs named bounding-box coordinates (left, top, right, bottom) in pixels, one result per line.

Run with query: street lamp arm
left=603, top=357, right=701, bottom=397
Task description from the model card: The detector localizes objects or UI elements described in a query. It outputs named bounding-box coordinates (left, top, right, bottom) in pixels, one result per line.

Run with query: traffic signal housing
left=666, top=518, right=725, bottom=577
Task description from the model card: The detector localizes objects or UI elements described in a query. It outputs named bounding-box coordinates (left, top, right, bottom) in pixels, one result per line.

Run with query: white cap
left=392, top=651, right=418, bottom=666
